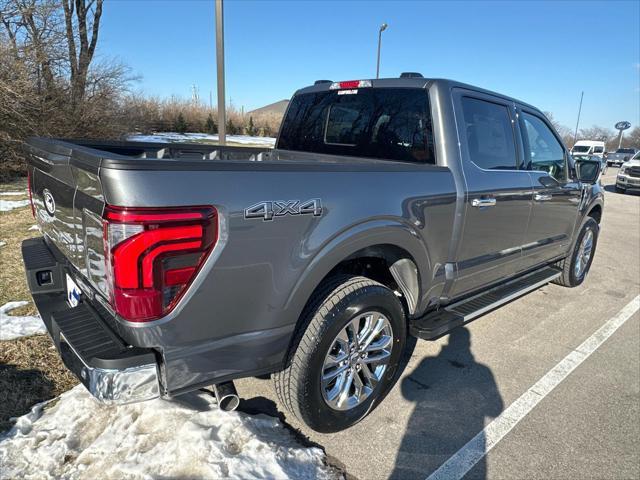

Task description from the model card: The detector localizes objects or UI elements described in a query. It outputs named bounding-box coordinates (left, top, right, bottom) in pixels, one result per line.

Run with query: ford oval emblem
left=615, top=121, right=631, bottom=131
left=43, top=189, right=56, bottom=216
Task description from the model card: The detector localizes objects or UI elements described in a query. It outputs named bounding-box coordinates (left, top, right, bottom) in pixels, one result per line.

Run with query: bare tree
left=577, top=125, right=614, bottom=145
left=61, top=0, right=103, bottom=106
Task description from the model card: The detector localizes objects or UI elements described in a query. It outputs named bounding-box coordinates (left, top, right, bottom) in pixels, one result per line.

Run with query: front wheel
left=273, top=276, right=406, bottom=433
left=553, top=217, right=599, bottom=287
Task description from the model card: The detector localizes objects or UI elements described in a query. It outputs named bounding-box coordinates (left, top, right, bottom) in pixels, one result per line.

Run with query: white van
left=571, top=140, right=606, bottom=157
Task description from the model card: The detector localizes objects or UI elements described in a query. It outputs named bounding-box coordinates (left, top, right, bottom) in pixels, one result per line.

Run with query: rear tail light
left=27, top=170, right=35, bottom=218
left=103, top=205, right=217, bottom=322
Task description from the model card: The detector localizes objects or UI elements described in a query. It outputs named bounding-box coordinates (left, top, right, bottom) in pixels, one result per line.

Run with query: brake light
left=27, top=170, right=35, bottom=218
left=329, top=80, right=372, bottom=90
left=103, top=205, right=217, bottom=322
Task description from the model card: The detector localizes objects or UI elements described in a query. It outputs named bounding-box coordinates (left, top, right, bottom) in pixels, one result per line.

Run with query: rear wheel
left=553, top=217, right=599, bottom=287
left=273, top=276, right=406, bottom=432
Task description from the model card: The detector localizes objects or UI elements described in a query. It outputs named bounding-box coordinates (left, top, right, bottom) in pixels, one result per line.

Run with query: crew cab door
left=449, top=90, right=533, bottom=298
left=516, top=106, right=581, bottom=266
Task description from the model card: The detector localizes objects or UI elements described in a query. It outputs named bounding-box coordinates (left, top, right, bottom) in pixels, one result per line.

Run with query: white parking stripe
left=426, top=295, right=640, bottom=480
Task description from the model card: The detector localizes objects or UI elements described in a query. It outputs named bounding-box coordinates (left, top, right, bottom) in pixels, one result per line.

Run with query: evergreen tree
left=173, top=113, right=188, bottom=134
left=205, top=113, right=217, bottom=134
left=227, top=118, right=236, bottom=135
left=247, top=116, right=256, bottom=136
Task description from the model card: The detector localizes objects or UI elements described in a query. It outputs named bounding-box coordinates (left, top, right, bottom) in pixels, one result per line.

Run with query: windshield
left=633, top=151, right=640, bottom=160
left=616, top=148, right=635, bottom=154
left=278, top=88, right=435, bottom=163
left=572, top=145, right=590, bottom=153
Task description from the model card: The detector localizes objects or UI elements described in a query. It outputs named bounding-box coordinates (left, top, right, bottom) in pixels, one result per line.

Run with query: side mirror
left=575, top=160, right=601, bottom=184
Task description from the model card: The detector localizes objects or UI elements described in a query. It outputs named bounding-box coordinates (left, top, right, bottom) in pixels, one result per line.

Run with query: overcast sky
left=100, top=0, right=640, bottom=130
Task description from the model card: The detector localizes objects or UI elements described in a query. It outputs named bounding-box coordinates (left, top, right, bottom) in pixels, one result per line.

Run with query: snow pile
left=0, top=199, right=30, bottom=212
left=0, top=301, right=46, bottom=340
left=0, top=241, right=6, bottom=248
left=128, top=132, right=276, bottom=147
left=0, top=386, right=338, bottom=480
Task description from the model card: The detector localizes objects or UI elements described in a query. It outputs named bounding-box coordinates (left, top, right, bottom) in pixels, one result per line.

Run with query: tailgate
left=26, top=138, right=109, bottom=299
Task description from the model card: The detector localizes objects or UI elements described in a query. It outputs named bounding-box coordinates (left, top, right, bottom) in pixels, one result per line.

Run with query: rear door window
left=277, top=88, right=435, bottom=164
left=460, top=97, right=518, bottom=170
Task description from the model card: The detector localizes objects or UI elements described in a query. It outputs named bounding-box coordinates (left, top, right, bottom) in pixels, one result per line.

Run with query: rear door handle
left=534, top=193, right=553, bottom=202
left=471, top=198, right=497, bottom=208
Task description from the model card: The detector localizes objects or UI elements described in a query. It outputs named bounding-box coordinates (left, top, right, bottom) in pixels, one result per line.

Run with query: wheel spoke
left=360, top=316, right=386, bottom=351
left=336, top=370, right=354, bottom=408
left=322, top=363, right=349, bottom=384
left=365, top=334, right=392, bottom=353
left=323, top=350, right=347, bottom=369
left=357, top=314, right=374, bottom=344
left=362, top=349, right=391, bottom=364
left=359, top=362, right=379, bottom=387
left=325, top=370, right=348, bottom=403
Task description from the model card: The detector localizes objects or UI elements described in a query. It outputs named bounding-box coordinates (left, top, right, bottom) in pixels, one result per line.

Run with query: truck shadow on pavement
left=390, top=327, right=504, bottom=480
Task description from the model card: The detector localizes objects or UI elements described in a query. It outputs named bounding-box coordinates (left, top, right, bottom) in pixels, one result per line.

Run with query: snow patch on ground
left=0, top=241, right=6, bottom=247
left=0, top=385, right=339, bottom=480
left=0, top=199, right=30, bottom=212
left=128, top=132, right=276, bottom=147
left=0, top=301, right=46, bottom=340
left=28, top=225, right=39, bottom=231
left=0, top=191, right=27, bottom=196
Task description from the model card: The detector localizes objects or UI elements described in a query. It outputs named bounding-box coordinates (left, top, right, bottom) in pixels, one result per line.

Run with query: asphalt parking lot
left=237, top=167, right=640, bottom=480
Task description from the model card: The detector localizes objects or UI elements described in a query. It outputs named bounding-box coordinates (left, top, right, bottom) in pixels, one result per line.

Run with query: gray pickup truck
left=23, top=74, right=604, bottom=433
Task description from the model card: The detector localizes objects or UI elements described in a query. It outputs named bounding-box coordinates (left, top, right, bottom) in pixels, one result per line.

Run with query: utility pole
left=573, top=91, right=584, bottom=145
left=215, top=0, right=226, bottom=145
left=376, top=23, right=388, bottom=79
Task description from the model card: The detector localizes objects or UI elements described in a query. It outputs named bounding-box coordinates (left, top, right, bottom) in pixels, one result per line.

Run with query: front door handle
left=534, top=193, right=553, bottom=202
left=471, top=198, right=497, bottom=208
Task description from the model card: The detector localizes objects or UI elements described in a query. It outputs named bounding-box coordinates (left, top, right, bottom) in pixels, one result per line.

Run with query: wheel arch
left=282, top=220, right=431, bottom=354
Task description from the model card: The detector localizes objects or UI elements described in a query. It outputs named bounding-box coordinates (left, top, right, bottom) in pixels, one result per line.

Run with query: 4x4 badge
left=245, top=199, right=323, bottom=221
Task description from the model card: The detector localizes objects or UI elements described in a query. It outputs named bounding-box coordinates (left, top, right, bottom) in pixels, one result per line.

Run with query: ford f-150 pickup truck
left=23, top=75, right=604, bottom=432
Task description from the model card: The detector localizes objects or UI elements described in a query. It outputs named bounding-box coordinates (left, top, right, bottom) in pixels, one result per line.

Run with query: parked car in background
left=573, top=154, right=607, bottom=176
left=607, top=148, right=639, bottom=167
left=616, top=151, right=640, bottom=193
left=571, top=140, right=606, bottom=158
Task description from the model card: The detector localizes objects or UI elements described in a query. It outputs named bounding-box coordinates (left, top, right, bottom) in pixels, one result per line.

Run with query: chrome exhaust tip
left=213, top=381, right=240, bottom=411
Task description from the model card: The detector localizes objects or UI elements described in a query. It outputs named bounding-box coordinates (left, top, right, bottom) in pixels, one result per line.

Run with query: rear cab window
left=459, top=96, right=518, bottom=170
left=277, top=88, right=435, bottom=164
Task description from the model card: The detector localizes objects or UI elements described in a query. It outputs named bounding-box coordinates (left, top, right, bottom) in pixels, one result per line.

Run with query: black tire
left=273, top=275, right=406, bottom=433
left=553, top=217, right=599, bottom=287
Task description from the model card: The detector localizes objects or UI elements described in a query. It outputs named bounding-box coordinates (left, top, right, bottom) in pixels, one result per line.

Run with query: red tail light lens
left=103, top=205, right=217, bottom=322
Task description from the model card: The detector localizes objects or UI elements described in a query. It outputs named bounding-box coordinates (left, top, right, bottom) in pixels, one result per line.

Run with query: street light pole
left=215, top=0, right=226, bottom=145
left=376, top=23, right=388, bottom=79
left=573, top=91, right=584, bottom=146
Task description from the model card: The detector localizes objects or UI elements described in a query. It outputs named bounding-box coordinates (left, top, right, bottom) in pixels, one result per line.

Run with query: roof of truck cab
left=294, top=77, right=541, bottom=113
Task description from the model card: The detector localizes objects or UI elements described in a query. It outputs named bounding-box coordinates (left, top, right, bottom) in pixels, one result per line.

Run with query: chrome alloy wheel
left=321, top=311, right=394, bottom=411
left=574, top=228, right=594, bottom=279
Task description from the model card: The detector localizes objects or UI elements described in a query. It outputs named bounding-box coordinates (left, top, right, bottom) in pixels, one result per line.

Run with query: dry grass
left=0, top=180, right=78, bottom=431
left=0, top=179, right=39, bottom=316
left=0, top=335, right=78, bottom=431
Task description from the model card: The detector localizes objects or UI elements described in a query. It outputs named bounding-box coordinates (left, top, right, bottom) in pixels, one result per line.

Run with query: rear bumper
left=22, top=237, right=161, bottom=404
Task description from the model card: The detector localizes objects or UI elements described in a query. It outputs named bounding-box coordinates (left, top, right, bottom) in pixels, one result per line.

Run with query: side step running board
left=410, top=266, right=561, bottom=340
